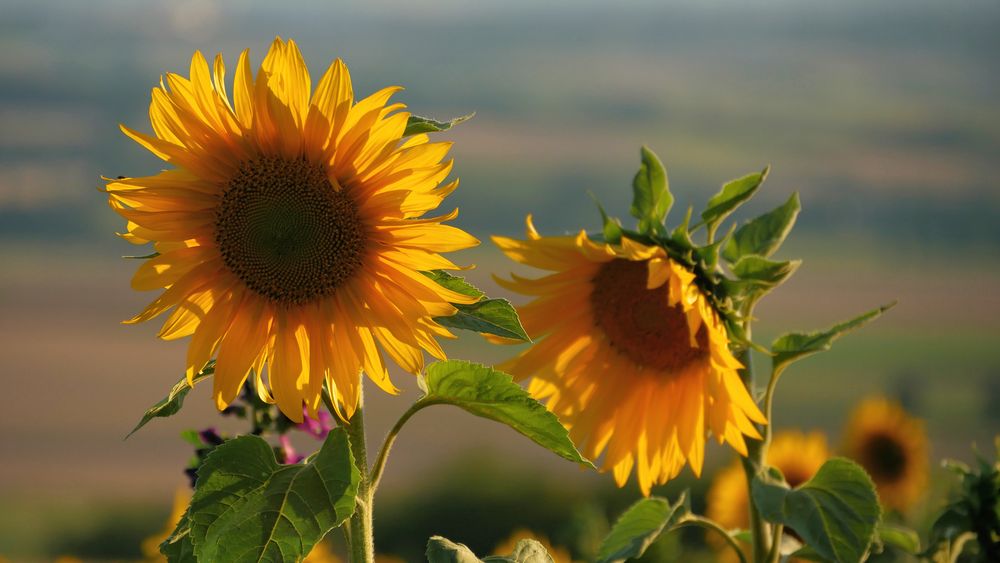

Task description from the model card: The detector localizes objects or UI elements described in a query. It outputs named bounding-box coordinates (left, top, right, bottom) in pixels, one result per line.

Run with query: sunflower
left=842, top=397, right=928, bottom=512
left=492, top=218, right=766, bottom=494
left=106, top=38, right=479, bottom=421
left=707, top=430, right=829, bottom=556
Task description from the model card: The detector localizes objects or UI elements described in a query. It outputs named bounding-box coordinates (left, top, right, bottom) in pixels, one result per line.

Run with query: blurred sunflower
left=842, top=397, right=928, bottom=512
left=106, top=38, right=478, bottom=421
left=706, top=431, right=830, bottom=560
left=492, top=218, right=766, bottom=494
left=494, top=529, right=576, bottom=563
left=141, top=488, right=191, bottom=561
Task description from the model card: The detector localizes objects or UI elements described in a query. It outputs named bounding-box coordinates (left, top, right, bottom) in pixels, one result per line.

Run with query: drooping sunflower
left=707, top=430, right=829, bottom=553
left=492, top=218, right=766, bottom=494
left=106, top=38, right=478, bottom=421
left=842, top=397, right=928, bottom=512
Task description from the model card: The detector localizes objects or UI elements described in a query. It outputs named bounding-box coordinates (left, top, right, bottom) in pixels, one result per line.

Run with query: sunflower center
left=590, top=258, right=709, bottom=372
left=215, top=156, right=366, bottom=306
left=860, top=432, right=908, bottom=482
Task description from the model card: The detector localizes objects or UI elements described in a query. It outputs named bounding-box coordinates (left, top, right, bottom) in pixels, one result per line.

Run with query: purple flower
left=279, top=435, right=304, bottom=465
left=296, top=407, right=333, bottom=440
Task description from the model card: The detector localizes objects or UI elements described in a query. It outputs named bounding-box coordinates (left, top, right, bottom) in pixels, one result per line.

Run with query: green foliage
left=126, top=361, right=215, bottom=438
left=722, top=192, right=800, bottom=263
left=595, top=494, right=689, bottom=563
left=420, top=360, right=593, bottom=467
left=771, top=302, right=895, bottom=379
left=700, top=166, right=769, bottom=234
left=731, top=255, right=800, bottom=290
left=403, top=112, right=475, bottom=136
left=591, top=195, right=623, bottom=244
left=751, top=458, right=881, bottom=563
left=922, top=441, right=1000, bottom=562
left=160, top=519, right=195, bottom=562
left=630, top=146, right=672, bottom=235
left=426, top=536, right=555, bottom=563
left=876, top=523, right=921, bottom=555
left=169, top=429, right=359, bottom=563
left=425, top=270, right=531, bottom=342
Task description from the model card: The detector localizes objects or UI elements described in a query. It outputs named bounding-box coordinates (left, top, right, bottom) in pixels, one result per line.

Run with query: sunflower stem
left=343, top=389, right=375, bottom=563
left=737, top=324, right=772, bottom=563
left=676, top=516, right=749, bottom=563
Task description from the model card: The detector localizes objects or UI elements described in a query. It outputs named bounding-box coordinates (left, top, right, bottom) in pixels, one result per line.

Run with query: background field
left=1, top=0, right=998, bottom=560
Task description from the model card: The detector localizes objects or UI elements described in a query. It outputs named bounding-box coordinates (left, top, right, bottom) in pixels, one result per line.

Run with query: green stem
left=370, top=399, right=440, bottom=492
left=764, top=523, right=784, bottom=563
left=676, top=516, right=749, bottom=563
left=343, top=390, right=375, bottom=563
left=736, top=322, right=771, bottom=563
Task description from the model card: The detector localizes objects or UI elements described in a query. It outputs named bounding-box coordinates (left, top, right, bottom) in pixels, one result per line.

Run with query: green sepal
left=629, top=146, right=672, bottom=236
left=669, top=206, right=696, bottom=254
left=123, top=251, right=160, bottom=260
left=700, top=166, right=769, bottom=233
left=731, top=255, right=801, bottom=290
left=126, top=361, right=215, bottom=439
left=590, top=193, right=623, bottom=244
left=185, top=429, right=360, bottom=563
left=771, top=302, right=895, bottom=379
left=403, top=112, right=475, bottom=136
left=596, top=493, right=690, bottom=563
left=420, top=360, right=593, bottom=468
left=751, top=457, right=881, bottom=563
left=723, top=192, right=800, bottom=263
left=426, top=536, right=554, bottom=563
left=424, top=270, right=530, bottom=342
left=876, top=523, right=921, bottom=554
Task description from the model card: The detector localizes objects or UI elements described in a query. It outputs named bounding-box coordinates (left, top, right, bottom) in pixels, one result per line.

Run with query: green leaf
left=731, top=255, right=800, bottom=287
left=751, top=457, right=881, bottom=563
left=771, top=303, right=895, bottom=378
left=491, top=539, right=556, bottom=563
left=425, top=271, right=530, bottom=342
left=187, top=429, right=359, bottom=562
left=404, top=112, right=475, bottom=136
left=126, top=361, right=215, bottom=439
left=596, top=494, right=688, bottom=563
left=426, top=536, right=484, bottom=563
left=423, top=270, right=484, bottom=299
left=437, top=299, right=531, bottom=342
left=630, top=146, right=672, bottom=235
left=421, top=360, right=593, bottom=467
left=877, top=523, right=921, bottom=554
left=701, top=166, right=769, bottom=230
left=160, top=513, right=195, bottom=562
left=723, top=192, right=800, bottom=262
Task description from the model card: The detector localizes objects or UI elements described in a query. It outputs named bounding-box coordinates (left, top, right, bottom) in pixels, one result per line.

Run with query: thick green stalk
left=343, top=392, right=375, bottom=563
left=737, top=325, right=771, bottom=563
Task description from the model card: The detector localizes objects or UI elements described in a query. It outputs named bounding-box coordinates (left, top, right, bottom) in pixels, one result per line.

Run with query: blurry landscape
left=1, top=0, right=998, bottom=560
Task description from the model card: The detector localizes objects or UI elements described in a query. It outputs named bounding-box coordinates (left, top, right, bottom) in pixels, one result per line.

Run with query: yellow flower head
left=492, top=217, right=766, bottom=494
left=106, top=38, right=479, bottom=422
left=842, top=396, right=928, bottom=512
left=707, top=431, right=830, bottom=539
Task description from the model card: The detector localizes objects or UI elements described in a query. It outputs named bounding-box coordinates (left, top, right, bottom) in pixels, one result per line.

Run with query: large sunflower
left=492, top=218, right=766, bottom=494
left=107, top=38, right=478, bottom=422
left=842, top=397, right=928, bottom=512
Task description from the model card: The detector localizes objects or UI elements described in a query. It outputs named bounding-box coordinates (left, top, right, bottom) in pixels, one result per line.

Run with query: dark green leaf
left=424, top=271, right=530, bottom=342
left=426, top=536, right=484, bottom=563
left=423, top=270, right=484, bottom=299
left=630, top=146, right=672, bottom=235
left=436, top=299, right=531, bottom=342
left=771, top=303, right=895, bottom=378
left=878, top=523, right=921, bottom=554
left=126, top=361, right=215, bottom=439
left=188, top=429, right=359, bottom=562
left=723, top=192, right=800, bottom=262
left=701, top=166, right=769, bottom=229
left=422, top=360, right=593, bottom=467
left=596, top=494, right=688, bottom=563
left=161, top=512, right=195, bottom=562
left=751, top=457, right=880, bottom=563
left=404, top=113, right=475, bottom=136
